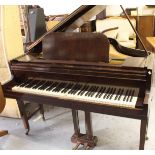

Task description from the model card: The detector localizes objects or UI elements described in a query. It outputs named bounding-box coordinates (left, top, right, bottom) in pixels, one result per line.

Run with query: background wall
left=41, top=5, right=155, bottom=16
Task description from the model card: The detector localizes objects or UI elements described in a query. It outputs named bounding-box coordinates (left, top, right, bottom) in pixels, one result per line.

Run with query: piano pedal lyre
left=72, top=133, right=98, bottom=150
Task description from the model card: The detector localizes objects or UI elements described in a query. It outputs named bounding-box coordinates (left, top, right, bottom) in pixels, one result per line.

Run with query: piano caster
left=71, top=133, right=98, bottom=150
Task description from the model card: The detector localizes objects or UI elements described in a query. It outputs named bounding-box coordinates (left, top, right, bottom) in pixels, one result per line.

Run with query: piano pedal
left=83, top=143, right=90, bottom=150
left=72, top=142, right=81, bottom=150
left=71, top=133, right=98, bottom=150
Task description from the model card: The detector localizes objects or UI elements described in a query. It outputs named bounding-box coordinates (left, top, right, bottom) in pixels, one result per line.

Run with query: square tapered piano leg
left=39, top=104, right=45, bottom=121
left=17, top=99, right=30, bottom=135
left=71, top=110, right=97, bottom=150
left=139, top=118, right=148, bottom=150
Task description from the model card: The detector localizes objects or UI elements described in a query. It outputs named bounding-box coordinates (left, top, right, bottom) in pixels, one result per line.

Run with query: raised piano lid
left=12, top=5, right=106, bottom=62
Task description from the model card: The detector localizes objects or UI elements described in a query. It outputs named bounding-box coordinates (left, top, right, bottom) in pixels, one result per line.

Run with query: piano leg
left=84, top=111, right=97, bottom=149
left=71, top=110, right=81, bottom=142
left=39, top=104, right=45, bottom=121
left=17, top=99, right=30, bottom=135
left=139, top=118, right=148, bottom=150
left=71, top=110, right=97, bottom=150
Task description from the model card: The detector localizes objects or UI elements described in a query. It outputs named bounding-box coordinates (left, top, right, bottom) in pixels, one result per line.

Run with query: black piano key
left=118, top=89, right=124, bottom=101
left=30, top=80, right=43, bottom=88
left=68, top=83, right=78, bottom=94
left=126, top=89, right=132, bottom=102
left=87, top=86, right=95, bottom=97
left=53, top=82, right=66, bottom=92
left=76, top=84, right=85, bottom=95
left=123, top=89, right=129, bottom=101
left=46, top=82, right=59, bottom=91
left=60, top=83, right=70, bottom=93
left=32, top=80, right=42, bottom=89
left=30, top=80, right=41, bottom=88
left=103, top=87, right=111, bottom=99
left=85, top=86, right=94, bottom=96
left=16, top=80, right=27, bottom=86
left=71, top=84, right=81, bottom=94
left=90, top=86, right=98, bottom=97
left=38, top=81, right=49, bottom=90
left=62, top=83, right=74, bottom=93
left=33, top=80, right=47, bottom=89
left=87, top=86, right=94, bottom=96
left=58, top=82, right=67, bottom=92
left=73, top=84, right=82, bottom=95
left=98, top=87, right=106, bottom=98
left=43, top=81, right=54, bottom=90
left=90, top=86, right=97, bottom=97
left=109, top=88, right=116, bottom=100
left=95, top=87, right=103, bottom=98
left=56, top=82, right=67, bottom=92
left=91, top=86, right=99, bottom=97
left=61, top=83, right=69, bottom=93
left=78, top=85, right=88, bottom=95
left=114, top=88, right=121, bottom=100
left=52, top=82, right=62, bottom=92
left=106, top=88, right=113, bottom=99
left=19, top=79, right=33, bottom=87
left=130, top=90, right=135, bottom=102
left=24, top=80, right=37, bottom=88
left=42, top=81, right=54, bottom=90
left=81, top=85, right=90, bottom=96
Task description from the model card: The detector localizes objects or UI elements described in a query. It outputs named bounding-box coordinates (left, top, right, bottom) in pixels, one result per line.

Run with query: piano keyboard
left=12, top=79, right=139, bottom=108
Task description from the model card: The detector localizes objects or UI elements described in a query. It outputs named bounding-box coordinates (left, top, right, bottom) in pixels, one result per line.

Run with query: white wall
left=41, top=4, right=80, bottom=15
left=42, top=5, right=152, bottom=16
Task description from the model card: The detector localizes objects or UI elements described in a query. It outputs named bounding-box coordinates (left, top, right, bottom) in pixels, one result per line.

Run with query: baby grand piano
left=2, top=5, right=153, bottom=150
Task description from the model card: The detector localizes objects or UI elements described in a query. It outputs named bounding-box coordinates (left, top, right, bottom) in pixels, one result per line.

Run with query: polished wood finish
left=2, top=5, right=153, bottom=150
left=43, top=32, right=109, bottom=63
left=140, top=119, right=148, bottom=150
left=3, top=45, right=152, bottom=149
left=17, top=99, right=30, bottom=135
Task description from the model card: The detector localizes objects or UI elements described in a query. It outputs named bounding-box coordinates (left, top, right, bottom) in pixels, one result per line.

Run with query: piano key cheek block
left=2, top=5, right=152, bottom=150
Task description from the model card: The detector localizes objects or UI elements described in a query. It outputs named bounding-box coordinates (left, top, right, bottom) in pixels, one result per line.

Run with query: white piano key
left=12, top=79, right=139, bottom=109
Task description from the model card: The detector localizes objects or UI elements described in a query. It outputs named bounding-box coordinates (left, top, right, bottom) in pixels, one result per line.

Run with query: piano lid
left=28, top=5, right=106, bottom=51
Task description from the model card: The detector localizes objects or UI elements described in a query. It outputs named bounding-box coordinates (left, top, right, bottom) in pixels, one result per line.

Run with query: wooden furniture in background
left=146, top=37, right=155, bottom=53
left=0, top=83, right=8, bottom=137
left=137, top=16, right=155, bottom=51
